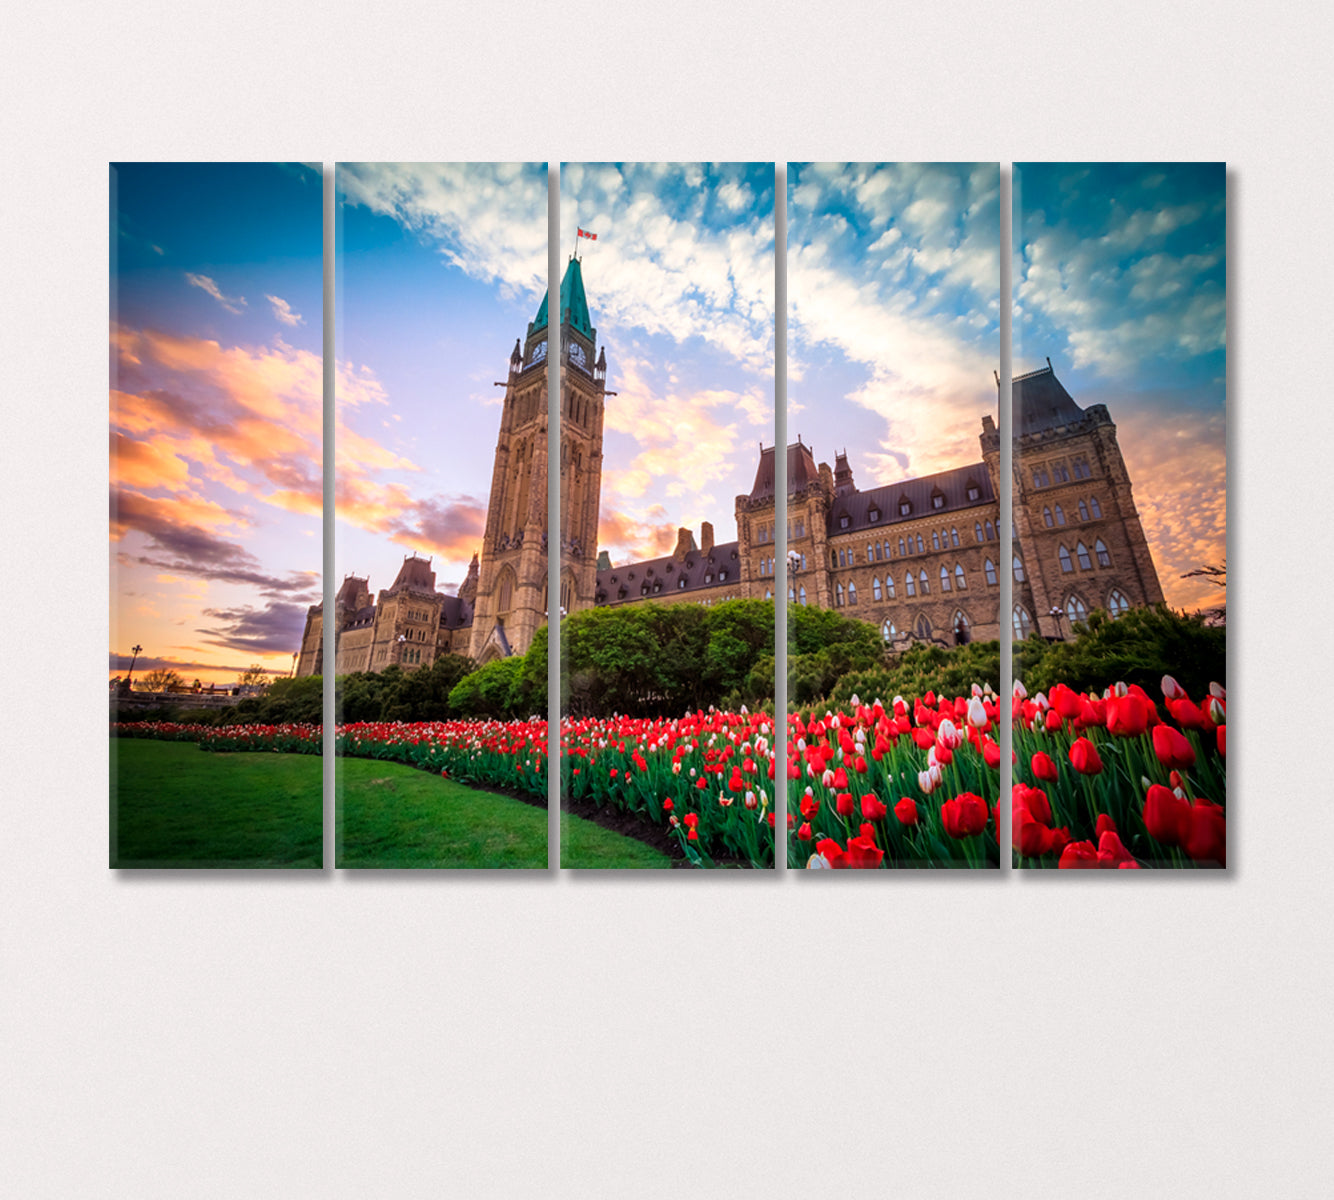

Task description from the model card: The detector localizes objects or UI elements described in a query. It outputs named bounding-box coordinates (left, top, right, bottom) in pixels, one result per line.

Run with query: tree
left=138, top=668, right=184, bottom=693
left=237, top=664, right=271, bottom=692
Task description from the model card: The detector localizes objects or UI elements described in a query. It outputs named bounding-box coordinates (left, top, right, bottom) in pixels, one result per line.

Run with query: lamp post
left=121, top=644, right=143, bottom=696
left=290, top=650, right=298, bottom=677
left=1048, top=606, right=1066, bottom=641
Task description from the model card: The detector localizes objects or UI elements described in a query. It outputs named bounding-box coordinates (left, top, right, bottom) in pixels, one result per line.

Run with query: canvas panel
left=785, top=162, right=1003, bottom=870
left=1010, top=162, right=1227, bottom=870
left=558, top=162, right=778, bottom=869
left=109, top=162, right=325, bottom=868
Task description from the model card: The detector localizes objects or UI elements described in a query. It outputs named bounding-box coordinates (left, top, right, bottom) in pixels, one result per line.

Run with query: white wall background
left=3, top=3, right=1332, bottom=1196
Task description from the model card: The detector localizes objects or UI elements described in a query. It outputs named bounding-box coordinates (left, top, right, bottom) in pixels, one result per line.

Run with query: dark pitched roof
left=595, top=541, right=744, bottom=604
left=1011, top=363, right=1085, bottom=436
left=335, top=575, right=369, bottom=607
left=439, top=595, right=473, bottom=630
left=387, top=555, right=437, bottom=594
left=749, top=441, right=819, bottom=500
left=828, top=463, right=995, bottom=537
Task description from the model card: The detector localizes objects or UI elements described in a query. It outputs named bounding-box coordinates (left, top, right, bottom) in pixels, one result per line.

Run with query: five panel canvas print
left=109, top=162, right=1225, bottom=871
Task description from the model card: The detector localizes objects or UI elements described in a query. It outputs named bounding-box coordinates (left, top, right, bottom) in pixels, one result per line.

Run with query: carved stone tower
left=469, top=289, right=552, bottom=661
left=555, top=256, right=608, bottom=619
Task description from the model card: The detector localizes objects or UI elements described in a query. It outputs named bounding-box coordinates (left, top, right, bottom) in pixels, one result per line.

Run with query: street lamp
left=290, top=650, right=298, bottom=677
left=121, top=644, right=143, bottom=696
left=1048, top=606, right=1066, bottom=640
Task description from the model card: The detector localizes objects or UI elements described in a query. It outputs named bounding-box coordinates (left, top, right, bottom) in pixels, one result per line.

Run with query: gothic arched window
left=905, top=573, right=916, bottom=597
left=932, top=531, right=941, bottom=551
left=881, top=619, right=897, bottom=642
left=1090, top=496, right=1102, bottom=518
left=836, top=583, right=845, bottom=607
left=1059, top=545, right=1073, bottom=573
left=940, top=565, right=952, bottom=592
left=872, top=576, right=883, bottom=602
left=1078, top=500, right=1089, bottom=522
left=1043, top=506, right=1054, bottom=528
left=1076, top=542, right=1092, bottom=570
left=975, top=522, right=984, bottom=543
left=985, top=521, right=995, bottom=541
left=955, top=564, right=966, bottom=590
left=984, top=558, right=997, bottom=586
left=951, top=527, right=960, bottom=547
left=916, top=535, right=924, bottom=553
left=1013, top=605, right=1032, bottom=640
left=1095, top=539, right=1111, bottom=567
left=1066, top=595, right=1088, bottom=625
left=886, top=574, right=896, bottom=599
left=1013, top=555, right=1026, bottom=583
left=848, top=581, right=858, bottom=606
left=1108, top=588, right=1130, bottom=617
left=919, top=569, right=930, bottom=595
left=1055, top=504, right=1066, bottom=526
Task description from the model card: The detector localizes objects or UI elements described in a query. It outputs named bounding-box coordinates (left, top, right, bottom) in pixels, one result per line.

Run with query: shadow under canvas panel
left=332, top=163, right=550, bottom=869
left=109, top=163, right=324, bottom=868
left=785, top=162, right=1002, bottom=870
left=1010, top=162, right=1227, bottom=870
left=558, top=162, right=777, bottom=869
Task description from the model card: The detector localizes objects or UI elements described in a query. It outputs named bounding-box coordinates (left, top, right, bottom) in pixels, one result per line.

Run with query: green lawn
left=560, top=814, right=675, bottom=868
left=112, top=739, right=672, bottom=870
left=112, top=739, right=323, bottom=868
left=337, top=754, right=670, bottom=869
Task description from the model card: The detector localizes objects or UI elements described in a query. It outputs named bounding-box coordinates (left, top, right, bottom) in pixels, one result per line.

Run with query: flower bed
left=786, top=687, right=1003, bottom=869
left=1010, top=676, right=1225, bottom=869
left=562, top=710, right=777, bottom=867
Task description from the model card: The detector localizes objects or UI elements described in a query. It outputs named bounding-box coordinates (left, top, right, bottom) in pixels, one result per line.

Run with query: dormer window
left=838, top=513, right=850, bottom=529
left=931, top=490, right=946, bottom=510
left=678, top=578, right=686, bottom=589
left=966, top=481, right=981, bottom=502
left=868, top=507, right=880, bottom=522
left=719, top=569, right=728, bottom=581
left=899, top=498, right=912, bottom=516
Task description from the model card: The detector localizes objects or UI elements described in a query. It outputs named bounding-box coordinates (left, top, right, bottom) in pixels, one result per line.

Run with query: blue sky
left=559, top=162, right=775, bottom=562
left=110, top=162, right=323, bottom=684
left=787, top=162, right=1002, bottom=485
left=334, top=162, right=548, bottom=597
left=1015, top=162, right=1226, bottom=610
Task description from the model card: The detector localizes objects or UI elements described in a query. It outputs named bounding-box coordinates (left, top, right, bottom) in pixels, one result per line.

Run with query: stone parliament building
left=297, top=262, right=1162, bottom=677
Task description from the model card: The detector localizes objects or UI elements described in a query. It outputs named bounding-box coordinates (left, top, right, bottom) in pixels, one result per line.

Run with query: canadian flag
left=577, top=227, right=598, bottom=240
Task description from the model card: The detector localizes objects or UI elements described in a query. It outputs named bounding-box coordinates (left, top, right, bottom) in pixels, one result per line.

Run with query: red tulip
left=1031, top=751, right=1059, bottom=782
left=1106, top=692, right=1151, bottom=737
left=1049, top=683, right=1083, bottom=720
left=1095, top=813, right=1118, bottom=839
left=940, top=793, right=989, bottom=839
left=1182, top=800, right=1226, bottom=866
left=1013, top=783, right=1052, bottom=827
left=1152, top=725, right=1196, bottom=771
left=799, top=793, right=820, bottom=820
left=815, top=837, right=845, bottom=868
left=1217, top=725, right=1226, bottom=758
left=1143, top=783, right=1189, bottom=847
left=683, top=812, right=698, bottom=830
left=1096, top=830, right=1135, bottom=868
left=894, top=797, right=918, bottom=825
left=662, top=798, right=674, bottom=812
left=843, top=824, right=884, bottom=869
left=983, top=739, right=1002, bottom=769
left=1068, top=736, right=1103, bottom=776
left=797, top=821, right=812, bottom=842
left=835, top=792, right=855, bottom=818
left=861, top=794, right=887, bottom=821
left=1058, top=841, right=1100, bottom=868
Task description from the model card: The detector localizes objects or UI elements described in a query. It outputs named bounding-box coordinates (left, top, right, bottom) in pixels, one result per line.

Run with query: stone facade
left=297, top=265, right=1163, bottom=677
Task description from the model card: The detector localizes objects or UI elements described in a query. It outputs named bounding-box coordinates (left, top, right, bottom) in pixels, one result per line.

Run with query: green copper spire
left=528, top=257, right=594, bottom=342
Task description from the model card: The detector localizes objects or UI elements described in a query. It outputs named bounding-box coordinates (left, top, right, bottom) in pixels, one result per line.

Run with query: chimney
left=700, top=521, right=715, bottom=554
left=673, top=526, right=697, bottom=561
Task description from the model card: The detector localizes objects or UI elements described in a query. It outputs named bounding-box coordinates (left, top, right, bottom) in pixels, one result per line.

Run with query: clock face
left=569, top=342, right=587, bottom=368
left=531, top=340, right=547, bottom=364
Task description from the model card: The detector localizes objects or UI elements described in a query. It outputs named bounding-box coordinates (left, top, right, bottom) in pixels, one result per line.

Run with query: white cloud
left=265, top=294, right=304, bottom=327
left=185, top=273, right=246, bottom=314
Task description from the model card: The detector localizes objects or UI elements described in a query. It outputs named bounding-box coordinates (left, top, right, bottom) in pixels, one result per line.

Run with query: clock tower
left=468, top=255, right=609, bottom=660
left=468, top=278, right=552, bottom=661
left=556, top=255, right=608, bottom=622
